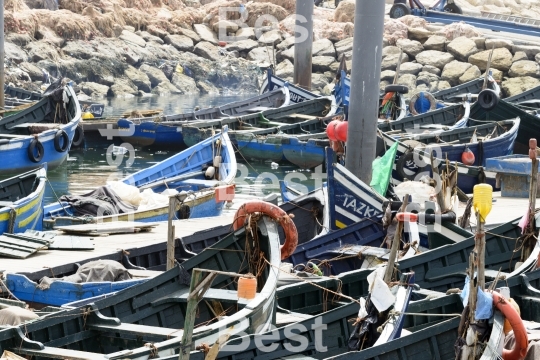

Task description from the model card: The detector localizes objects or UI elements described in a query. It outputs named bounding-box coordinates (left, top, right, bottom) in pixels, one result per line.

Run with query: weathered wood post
left=167, top=195, right=176, bottom=270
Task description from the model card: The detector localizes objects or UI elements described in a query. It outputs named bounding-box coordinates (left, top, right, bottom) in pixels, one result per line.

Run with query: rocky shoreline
left=5, top=0, right=540, bottom=100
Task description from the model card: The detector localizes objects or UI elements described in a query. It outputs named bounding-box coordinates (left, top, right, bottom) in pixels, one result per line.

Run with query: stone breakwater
left=4, top=0, right=540, bottom=99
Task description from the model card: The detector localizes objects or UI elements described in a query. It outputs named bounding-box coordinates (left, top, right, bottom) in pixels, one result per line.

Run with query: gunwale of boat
left=0, top=217, right=281, bottom=360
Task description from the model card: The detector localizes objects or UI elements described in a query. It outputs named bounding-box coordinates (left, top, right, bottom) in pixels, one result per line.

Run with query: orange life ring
left=492, top=291, right=528, bottom=360
left=232, top=201, right=298, bottom=260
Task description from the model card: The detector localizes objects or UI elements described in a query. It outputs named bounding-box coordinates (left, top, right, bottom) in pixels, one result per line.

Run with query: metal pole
left=293, top=0, right=313, bottom=90
left=167, top=196, right=176, bottom=270
left=0, top=0, right=5, bottom=108
left=345, top=0, right=385, bottom=183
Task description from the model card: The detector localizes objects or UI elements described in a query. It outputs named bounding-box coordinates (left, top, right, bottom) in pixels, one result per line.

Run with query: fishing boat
left=259, top=67, right=320, bottom=104
left=182, top=97, right=334, bottom=148
left=118, top=86, right=291, bottom=148
left=42, top=127, right=237, bottom=228
left=234, top=118, right=330, bottom=163
left=173, top=272, right=424, bottom=360
left=469, top=98, right=540, bottom=153
left=5, top=260, right=151, bottom=306
left=0, top=80, right=81, bottom=173
left=0, top=215, right=282, bottom=359
left=392, top=118, right=519, bottom=180
left=0, top=165, right=46, bottom=234
left=505, top=82, right=540, bottom=109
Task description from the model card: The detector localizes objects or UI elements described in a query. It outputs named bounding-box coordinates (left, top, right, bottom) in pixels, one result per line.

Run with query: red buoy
left=335, top=121, right=348, bottom=142
left=326, top=120, right=340, bottom=141
left=218, top=41, right=227, bottom=47
left=461, top=147, right=475, bottom=165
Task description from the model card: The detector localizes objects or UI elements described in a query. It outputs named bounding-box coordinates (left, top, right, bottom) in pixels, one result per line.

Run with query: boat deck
left=458, top=191, right=532, bottom=228
left=0, top=215, right=234, bottom=274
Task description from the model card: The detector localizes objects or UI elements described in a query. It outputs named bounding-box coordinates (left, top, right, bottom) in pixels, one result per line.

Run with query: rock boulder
left=446, top=36, right=478, bottom=62
left=396, top=39, right=424, bottom=58
left=441, top=61, right=473, bottom=86
left=468, top=48, right=513, bottom=71
left=164, top=35, right=194, bottom=52
left=415, top=50, right=455, bottom=70
left=501, top=76, right=540, bottom=97
left=508, top=60, right=540, bottom=78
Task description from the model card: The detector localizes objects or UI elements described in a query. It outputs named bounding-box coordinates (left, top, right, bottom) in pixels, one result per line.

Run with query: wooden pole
left=476, top=213, right=485, bottom=290
left=178, top=269, right=204, bottom=360
left=384, top=194, right=409, bottom=283
left=0, top=0, right=5, bottom=108
left=525, top=138, right=538, bottom=260
left=167, top=196, right=176, bottom=270
left=178, top=268, right=251, bottom=360
left=431, top=151, right=447, bottom=213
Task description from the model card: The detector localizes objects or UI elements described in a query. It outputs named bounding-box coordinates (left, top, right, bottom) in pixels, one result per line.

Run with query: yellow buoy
left=82, top=112, right=94, bottom=120
left=473, top=184, right=493, bottom=221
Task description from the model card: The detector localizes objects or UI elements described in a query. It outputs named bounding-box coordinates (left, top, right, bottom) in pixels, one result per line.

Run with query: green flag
left=370, top=142, right=398, bottom=196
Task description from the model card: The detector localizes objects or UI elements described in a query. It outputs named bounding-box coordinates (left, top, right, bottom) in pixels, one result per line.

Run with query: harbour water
left=41, top=94, right=320, bottom=204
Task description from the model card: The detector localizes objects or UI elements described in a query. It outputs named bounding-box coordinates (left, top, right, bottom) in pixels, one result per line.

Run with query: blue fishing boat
left=118, top=87, right=290, bottom=148
left=0, top=80, right=81, bottom=173
left=385, top=118, right=519, bottom=192
left=260, top=67, right=320, bottom=103
left=42, top=127, right=237, bottom=228
left=0, top=165, right=46, bottom=234
left=5, top=269, right=148, bottom=307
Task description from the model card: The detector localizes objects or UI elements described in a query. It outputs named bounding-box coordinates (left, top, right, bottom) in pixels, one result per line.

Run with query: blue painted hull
left=236, top=139, right=284, bottom=162
left=288, top=217, right=385, bottom=276
left=43, top=128, right=237, bottom=227
left=282, top=137, right=326, bottom=169
left=0, top=166, right=47, bottom=234
left=0, top=86, right=81, bottom=173
left=118, top=120, right=184, bottom=148
left=5, top=273, right=147, bottom=306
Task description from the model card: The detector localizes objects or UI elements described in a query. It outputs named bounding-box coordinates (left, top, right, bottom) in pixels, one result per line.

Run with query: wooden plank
left=87, top=322, right=182, bottom=338
left=127, top=269, right=162, bottom=278
left=54, top=222, right=160, bottom=235
left=0, top=216, right=234, bottom=274
left=15, top=346, right=105, bottom=360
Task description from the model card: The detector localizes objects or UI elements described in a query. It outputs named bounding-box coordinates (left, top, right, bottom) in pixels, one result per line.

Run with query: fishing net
left=437, top=22, right=480, bottom=40
left=82, top=5, right=124, bottom=37
left=334, top=0, right=355, bottom=23
left=253, top=0, right=295, bottom=12
left=384, top=19, right=408, bottom=45
left=5, top=0, right=29, bottom=12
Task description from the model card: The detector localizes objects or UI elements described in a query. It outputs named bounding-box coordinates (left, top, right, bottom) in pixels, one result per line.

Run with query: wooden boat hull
left=43, top=129, right=236, bottom=228
left=260, top=68, right=318, bottom=104
left=181, top=291, right=463, bottom=360
left=400, top=118, right=519, bottom=167
left=119, top=88, right=290, bottom=148
left=281, top=136, right=329, bottom=169
left=182, top=97, right=333, bottom=148
left=0, top=216, right=280, bottom=360
left=380, top=131, right=497, bottom=194
left=0, top=166, right=46, bottom=234
left=470, top=99, right=540, bottom=153
left=235, top=121, right=327, bottom=164
left=0, top=84, right=81, bottom=173
left=5, top=273, right=148, bottom=306
left=505, top=83, right=540, bottom=109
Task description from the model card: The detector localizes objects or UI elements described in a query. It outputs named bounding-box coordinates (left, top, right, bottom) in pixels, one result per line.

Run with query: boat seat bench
left=88, top=322, right=182, bottom=338
left=152, top=288, right=253, bottom=306
left=15, top=346, right=106, bottom=360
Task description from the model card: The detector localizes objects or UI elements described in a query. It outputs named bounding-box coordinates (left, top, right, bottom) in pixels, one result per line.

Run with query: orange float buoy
left=232, top=201, right=298, bottom=260
left=503, top=298, right=521, bottom=335
left=335, top=121, right=348, bottom=142
left=492, top=291, right=528, bottom=360
left=218, top=41, right=227, bottom=47
left=326, top=120, right=340, bottom=141
left=461, top=147, right=475, bottom=166
left=381, top=91, right=395, bottom=106
left=237, top=276, right=257, bottom=299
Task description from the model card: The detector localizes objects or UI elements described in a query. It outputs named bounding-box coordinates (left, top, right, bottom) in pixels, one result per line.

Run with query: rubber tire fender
left=233, top=200, right=298, bottom=260
left=28, top=138, right=44, bottom=163
left=54, top=130, right=69, bottom=152
left=477, top=89, right=499, bottom=111
left=72, top=124, right=85, bottom=147
left=385, top=84, right=409, bottom=94
left=395, top=139, right=426, bottom=181
left=444, top=3, right=463, bottom=14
